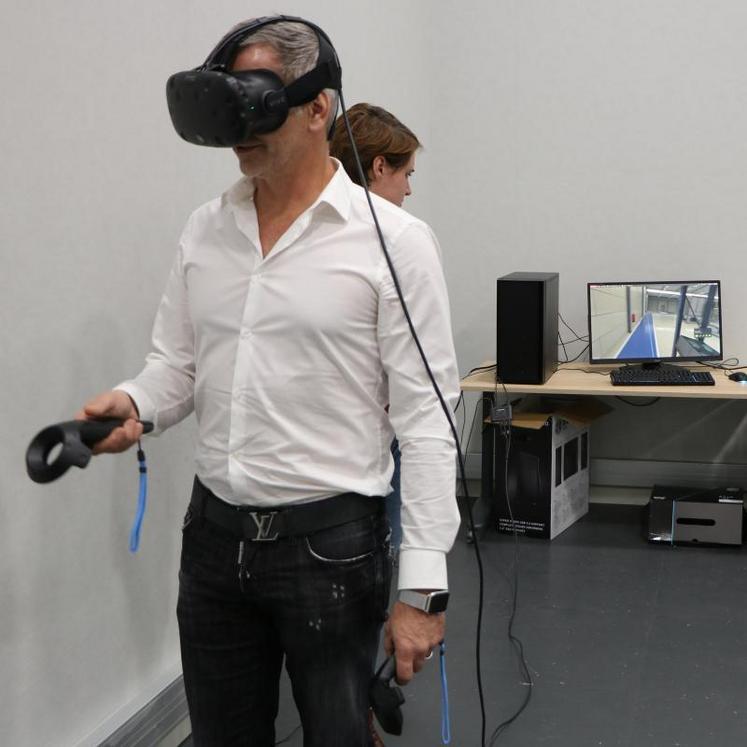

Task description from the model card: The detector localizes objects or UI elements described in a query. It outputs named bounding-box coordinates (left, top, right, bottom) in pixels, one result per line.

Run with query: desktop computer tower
left=497, top=272, right=559, bottom=384
left=647, top=485, right=744, bottom=546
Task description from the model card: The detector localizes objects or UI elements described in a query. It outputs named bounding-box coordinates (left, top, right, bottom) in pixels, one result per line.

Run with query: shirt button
left=241, top=328, right=252, bottom=339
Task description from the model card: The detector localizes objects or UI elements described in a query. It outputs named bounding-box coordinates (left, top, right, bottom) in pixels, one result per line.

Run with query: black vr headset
left=166, top=15, right=342, bottom=147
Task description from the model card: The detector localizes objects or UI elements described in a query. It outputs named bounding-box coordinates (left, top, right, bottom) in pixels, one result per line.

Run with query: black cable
left=468, top=363, right=498, bottom=375
left=565, top=344, right=590, bottom=363
left=556, top=313, right=590, bottom=364
left=456, top=395, right=486, bottom=501
left=561, top=366, right=610, bottom=377
left=488, top=376, right=533, bottom=744
left=559, top=333, right=588, bottom=344
left=697, top=358, right=746, bottom=371
left=459, top=398, right=469, bottom=453
left=615, top=396, right=661, bottom=407
left=340, top=91, right=487, bottom=746
left=455, top=393, right=466, bottom=490
left=558, top=312, right=589, bottom=342
left=470, top=395, right=490, bottom=448
left=460, top=393, right=481, bottom=454
left=275, top=724, right=302, bottom=745
left=494, top=371, right=510, bottom=410
left=558, top=330, right=589, bottom=344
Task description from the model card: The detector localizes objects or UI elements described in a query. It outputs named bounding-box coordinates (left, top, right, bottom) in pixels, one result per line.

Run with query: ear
left=370, top=155, right=387, bottom=180
left=306, top=91, right=333, bottom=136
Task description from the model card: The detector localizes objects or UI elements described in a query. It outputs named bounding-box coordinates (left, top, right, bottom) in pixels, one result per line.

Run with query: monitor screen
left=588, top=281, right=722, bottom=363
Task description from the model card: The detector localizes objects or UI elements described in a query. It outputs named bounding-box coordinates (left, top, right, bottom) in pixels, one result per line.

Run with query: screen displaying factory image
left=588, top=282, right=722, bottom=362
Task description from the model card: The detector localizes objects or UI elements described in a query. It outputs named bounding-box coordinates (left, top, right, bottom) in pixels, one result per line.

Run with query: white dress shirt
left=117, top=161, right=460, bottom=590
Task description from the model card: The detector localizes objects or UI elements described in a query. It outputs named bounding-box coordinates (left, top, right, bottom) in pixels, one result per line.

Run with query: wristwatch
left=397, top=589, right=450, bottom=614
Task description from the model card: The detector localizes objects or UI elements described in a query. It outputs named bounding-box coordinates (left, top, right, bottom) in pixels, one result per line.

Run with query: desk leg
left=469, top=394, right=494, bottom=539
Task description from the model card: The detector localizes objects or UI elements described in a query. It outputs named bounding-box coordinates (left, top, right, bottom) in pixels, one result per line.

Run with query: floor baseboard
left=98, top=676, right=189, bottom=747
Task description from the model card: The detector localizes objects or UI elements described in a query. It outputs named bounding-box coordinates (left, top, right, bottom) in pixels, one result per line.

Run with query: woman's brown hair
left=330, top=103, right=420, bottom=186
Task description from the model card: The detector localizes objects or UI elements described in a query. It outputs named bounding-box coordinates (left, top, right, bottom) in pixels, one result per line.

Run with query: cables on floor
left=340, top=91, right=487, bottom=744
left=487, top=376, right=533, bottom=744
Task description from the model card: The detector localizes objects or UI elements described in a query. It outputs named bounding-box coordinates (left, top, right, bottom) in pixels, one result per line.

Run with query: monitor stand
left=624, top=361, right=681, bottom=372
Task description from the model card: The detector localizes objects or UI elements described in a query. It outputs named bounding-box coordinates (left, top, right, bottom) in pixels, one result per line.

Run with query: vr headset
left=166, top=15, right=342, bottom=147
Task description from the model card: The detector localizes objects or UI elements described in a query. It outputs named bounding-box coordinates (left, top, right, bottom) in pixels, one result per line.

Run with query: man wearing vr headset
left=77, top=16, right=460, bottom=746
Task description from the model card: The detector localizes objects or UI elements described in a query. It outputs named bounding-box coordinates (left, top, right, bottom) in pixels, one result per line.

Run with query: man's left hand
left=384, top=601, right=445, bottom=685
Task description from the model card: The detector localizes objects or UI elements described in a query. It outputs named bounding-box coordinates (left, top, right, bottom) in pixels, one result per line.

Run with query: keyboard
left=610, top=367, right=715, bottom=386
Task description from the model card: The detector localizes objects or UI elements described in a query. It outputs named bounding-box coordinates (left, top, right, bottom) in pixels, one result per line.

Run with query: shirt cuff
left=396, top=548, right=448, bottom=590
left=114, top=382, right=158, bottom=431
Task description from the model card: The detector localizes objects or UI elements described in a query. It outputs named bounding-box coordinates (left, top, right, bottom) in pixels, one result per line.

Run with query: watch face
left=426, top=592, right=449, bottom=614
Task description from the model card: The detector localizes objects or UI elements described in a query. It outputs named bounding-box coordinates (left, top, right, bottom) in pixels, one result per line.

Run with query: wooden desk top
left=460, top=362, right=747, bottom=400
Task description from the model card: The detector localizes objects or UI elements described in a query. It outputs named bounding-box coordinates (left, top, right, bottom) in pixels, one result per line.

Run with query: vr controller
left=369, top=655, right=405, bottom=736
left=26, top=419, right=154, bottom=484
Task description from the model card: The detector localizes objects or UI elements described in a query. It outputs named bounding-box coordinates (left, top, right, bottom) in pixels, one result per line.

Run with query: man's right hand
left=75, top=390, right=143, bottom=454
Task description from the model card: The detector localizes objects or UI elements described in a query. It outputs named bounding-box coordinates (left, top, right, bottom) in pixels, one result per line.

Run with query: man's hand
left=384, top=600, right=445, bottom=685
left=75, top=390, right=142, bottom=454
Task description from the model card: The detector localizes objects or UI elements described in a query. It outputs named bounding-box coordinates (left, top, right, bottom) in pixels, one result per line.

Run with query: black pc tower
left=496, top=272, right=559, bottom=384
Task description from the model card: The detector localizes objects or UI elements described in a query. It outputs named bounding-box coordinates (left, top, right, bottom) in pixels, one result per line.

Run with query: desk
left=460, top=362, right=747, bottom=400
left=460, top=362, right=747, bottom=533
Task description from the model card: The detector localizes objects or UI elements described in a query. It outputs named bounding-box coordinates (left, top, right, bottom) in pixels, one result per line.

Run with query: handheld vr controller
left=26, top=418, right=154, bottom=484
left=369, top=655, right=405, bottom=736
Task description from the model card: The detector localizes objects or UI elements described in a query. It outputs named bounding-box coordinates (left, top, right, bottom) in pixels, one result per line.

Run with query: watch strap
left=397, top=589, right=449, bottom=614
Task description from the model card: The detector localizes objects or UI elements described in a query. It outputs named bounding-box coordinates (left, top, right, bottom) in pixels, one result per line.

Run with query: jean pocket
left=304, top=516, right=379, bottom=565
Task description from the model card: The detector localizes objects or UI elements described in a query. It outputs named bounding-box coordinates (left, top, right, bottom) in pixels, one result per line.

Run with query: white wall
left=0, top=1, right=433, bottom=745
left=3, top=1, right=747, bottom=745
left=428, top=1, right=747, bottom=461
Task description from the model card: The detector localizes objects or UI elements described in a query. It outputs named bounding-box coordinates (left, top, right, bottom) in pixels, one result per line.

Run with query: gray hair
left=235, top=19, right=339, bottom=129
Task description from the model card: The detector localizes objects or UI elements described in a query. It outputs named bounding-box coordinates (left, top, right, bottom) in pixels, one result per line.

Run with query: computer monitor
left=587, top=281, right=722, bottom=364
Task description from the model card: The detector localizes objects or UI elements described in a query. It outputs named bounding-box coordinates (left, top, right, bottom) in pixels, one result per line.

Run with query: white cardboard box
left=492, top=398, right=610, bottom=539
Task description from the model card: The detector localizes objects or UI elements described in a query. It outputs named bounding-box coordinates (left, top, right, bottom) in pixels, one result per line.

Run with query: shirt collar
left=222, top=157, right=352, bottom=222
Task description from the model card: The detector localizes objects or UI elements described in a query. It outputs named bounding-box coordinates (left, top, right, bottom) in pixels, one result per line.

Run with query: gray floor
left=181, top=503, right=747, bottom=746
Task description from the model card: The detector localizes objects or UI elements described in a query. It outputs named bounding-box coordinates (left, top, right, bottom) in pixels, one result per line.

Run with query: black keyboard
left=610, top=367, right=715, bottom=386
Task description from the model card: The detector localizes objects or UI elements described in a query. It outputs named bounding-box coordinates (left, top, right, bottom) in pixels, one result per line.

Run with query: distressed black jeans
left=177, top=503, right=391, bottom=746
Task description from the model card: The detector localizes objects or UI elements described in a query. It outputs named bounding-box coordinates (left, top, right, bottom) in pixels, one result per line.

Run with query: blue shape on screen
left=618, top=311, right=658, bottom=359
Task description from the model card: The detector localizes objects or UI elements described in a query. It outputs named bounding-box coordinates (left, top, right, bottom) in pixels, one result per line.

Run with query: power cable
left=340, top=90, right=488, bottom=745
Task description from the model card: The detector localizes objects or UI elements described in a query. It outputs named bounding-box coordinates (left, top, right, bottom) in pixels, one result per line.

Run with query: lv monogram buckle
left=246, top=511, right=279, bottom=541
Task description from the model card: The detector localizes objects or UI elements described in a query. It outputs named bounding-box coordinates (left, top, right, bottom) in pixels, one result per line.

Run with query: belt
left=190, top=477, right=383, bottom=542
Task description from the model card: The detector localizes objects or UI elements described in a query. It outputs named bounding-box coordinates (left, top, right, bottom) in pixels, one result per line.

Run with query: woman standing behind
left=331, top=102, right=419, bottom=208
left=331, top=103, right=421, bottom=556
left=331, top=102, right=422, bottom=747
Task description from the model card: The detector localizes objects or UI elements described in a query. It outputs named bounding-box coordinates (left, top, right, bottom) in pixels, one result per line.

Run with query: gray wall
left=432, top=2, right=747, bottom=465
left=3, top=1, right=747, bottom=745
left=0, top=1, right=434, bottom=745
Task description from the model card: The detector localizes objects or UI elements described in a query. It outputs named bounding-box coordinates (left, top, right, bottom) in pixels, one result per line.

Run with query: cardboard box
left=491, top=398, right=609, bottom=539
left=647, top=485, right=744, bottom=546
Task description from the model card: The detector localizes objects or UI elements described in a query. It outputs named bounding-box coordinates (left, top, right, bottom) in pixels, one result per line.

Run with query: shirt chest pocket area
left=185, top=261, right=250, bottom=336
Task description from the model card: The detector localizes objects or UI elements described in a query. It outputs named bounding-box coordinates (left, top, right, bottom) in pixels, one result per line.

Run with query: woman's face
left=368, top=153, right=416, bottom=207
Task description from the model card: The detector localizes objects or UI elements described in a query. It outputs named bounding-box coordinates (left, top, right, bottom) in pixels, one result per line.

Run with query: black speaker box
left=497, top=272, right=559, bottom=384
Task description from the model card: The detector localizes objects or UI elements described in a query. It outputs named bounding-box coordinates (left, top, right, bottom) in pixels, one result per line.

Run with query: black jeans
left=177, top=501, right=392, bottom=747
